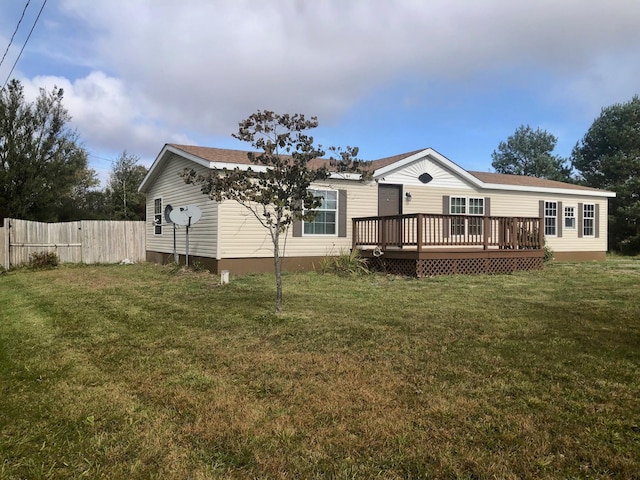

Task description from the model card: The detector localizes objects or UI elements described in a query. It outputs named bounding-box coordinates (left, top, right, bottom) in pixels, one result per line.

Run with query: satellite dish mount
left=168, top=205, right=202, bottom=267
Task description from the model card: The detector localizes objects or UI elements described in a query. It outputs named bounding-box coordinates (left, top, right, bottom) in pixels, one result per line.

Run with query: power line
left=87, top=152, right=117, bottom=165
left=0, top=0, right=31, bottom=70
left=1, top=0, right=47, bottom=91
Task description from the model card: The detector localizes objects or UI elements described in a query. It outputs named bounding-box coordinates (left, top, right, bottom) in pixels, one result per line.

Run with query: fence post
left=1, top=219, right=8, bottom=270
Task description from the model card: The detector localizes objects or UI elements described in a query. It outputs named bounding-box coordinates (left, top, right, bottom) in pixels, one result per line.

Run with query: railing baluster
left=352, top=213, right=543, bottom=252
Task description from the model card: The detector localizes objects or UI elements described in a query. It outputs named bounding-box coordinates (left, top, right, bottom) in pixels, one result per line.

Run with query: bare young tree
left=181, top=110, right=368, bottom=313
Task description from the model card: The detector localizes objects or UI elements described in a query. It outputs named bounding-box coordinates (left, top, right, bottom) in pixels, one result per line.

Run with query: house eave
left=139, top=145, right=365, bottom=193
left=480, top=183, right=616, bottom=198
left=373, top=148, right=485, bottom=187
left=140, top=144, right=616, bottom=199
left=372, top=147, right=616, bottom=198
left=139, top=144, right=213, bottom=193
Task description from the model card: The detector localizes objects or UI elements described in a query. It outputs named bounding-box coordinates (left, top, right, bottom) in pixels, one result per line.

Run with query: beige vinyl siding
left=479, top=190, right=607, bottom=253
left=145, top=153, right=219, bottom=258
left=402, top=184, right=481, bottom=214
left=402, top=184, right=608, bottom=253
left=218, top=179, right=378, bottom=258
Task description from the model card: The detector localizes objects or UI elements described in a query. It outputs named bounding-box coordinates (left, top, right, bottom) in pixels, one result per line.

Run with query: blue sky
left=1, top=0, right=639, bottom=185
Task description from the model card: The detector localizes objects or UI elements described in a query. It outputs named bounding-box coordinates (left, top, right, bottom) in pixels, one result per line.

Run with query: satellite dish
left=169, top=205, right=202, bottom=226
left=164, top=204, right=174, bottom=224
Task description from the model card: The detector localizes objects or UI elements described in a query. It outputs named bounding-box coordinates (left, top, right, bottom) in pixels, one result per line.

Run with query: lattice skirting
left=368, top=256, right=543, bottom=277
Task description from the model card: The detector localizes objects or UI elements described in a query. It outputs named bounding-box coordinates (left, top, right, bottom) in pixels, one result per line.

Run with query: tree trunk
left=273, top=229, right=283, bottom=314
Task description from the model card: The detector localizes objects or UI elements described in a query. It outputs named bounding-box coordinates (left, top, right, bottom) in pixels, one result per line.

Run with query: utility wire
left=0, top=0, right=31, bottom=70
left=1, top=0, right=47, bottom=91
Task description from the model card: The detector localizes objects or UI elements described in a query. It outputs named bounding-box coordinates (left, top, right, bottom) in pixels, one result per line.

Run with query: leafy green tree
left=572, top=96, right=640, bottom=253
left=0, top=79, right=97, bottom=221
left=492, top=125, right=572, bottom=181
left=181, top=110, right=368, bottom=313
left=57, top=167, right=104, bottom=220
left=105, top=151, right=148, bottom=220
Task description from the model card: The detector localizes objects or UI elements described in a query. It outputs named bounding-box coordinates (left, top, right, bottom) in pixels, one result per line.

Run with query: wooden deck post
left=416, top=214, right=423, bottom=252
left=483, top=217, right=490, bottom=250
left=512, top=217, right=519, bottom=249
left=352, top=218, right=357, bottom=250
left=538, top=217, right=544, bottom=250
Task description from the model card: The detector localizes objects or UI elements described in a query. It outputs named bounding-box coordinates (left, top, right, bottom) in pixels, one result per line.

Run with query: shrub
left=619, top=235, right=640, bottom=256
left=319, top=249, right=370, bottom=276
left=543, top=240, right=554, bottom=263
left=29, top=251, right=59, bottom=270
left=189, top=260, right=207, bottom=272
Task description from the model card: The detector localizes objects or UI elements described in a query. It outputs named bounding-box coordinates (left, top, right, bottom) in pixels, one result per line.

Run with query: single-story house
left=138, top=144, right=616, bottom=276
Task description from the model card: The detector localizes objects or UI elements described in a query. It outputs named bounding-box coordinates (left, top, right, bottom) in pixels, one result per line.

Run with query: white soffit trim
left=481, top=183, right=616, bottom=197
left=208, top=162, right=268, bottom=172
left=329, top=172, right=362, bottom=180
left=374, top=148, right=484, bottom=187
left=205, top=164, right=361, bottom=179
left=140, top=144, right=363, bottom=192
left=138, top=144, right=175, bottom=192
left=139, top=145, right=268, bottom=192
left=139, top=144, right=214, bottom=192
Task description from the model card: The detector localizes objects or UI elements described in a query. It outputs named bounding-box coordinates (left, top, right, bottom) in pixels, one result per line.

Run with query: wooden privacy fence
left=0, top=218, right=145, bottom=269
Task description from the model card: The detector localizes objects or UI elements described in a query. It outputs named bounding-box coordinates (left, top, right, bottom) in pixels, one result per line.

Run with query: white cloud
left=59, top=0, right=640, bottom=108
left=9, top=0, right=640, bottom=165
left=19, top=72, right=195, bottom=161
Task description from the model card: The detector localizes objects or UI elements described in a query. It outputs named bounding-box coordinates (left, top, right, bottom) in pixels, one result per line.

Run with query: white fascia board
left=139, top=144, right=173, bottom=192
left=373, top=150, right=428, bottom=178
left=208, top=162, right=267, bottom=172
left=329, top=172, right=362, bottom=180
left=373, top=148, right=485, bottom=187
left=207, top=164, right=361, bottom=180
left=138, top=144, right=213, bottom=193
left=139, top=146, right=274, bottom=193
left=482, top=183, right=616, bottom=198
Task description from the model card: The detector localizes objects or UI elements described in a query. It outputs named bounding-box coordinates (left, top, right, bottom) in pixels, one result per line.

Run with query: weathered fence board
left=1, top=218, right=145, bottom=268
left=0, top=221, right=7, bottom=269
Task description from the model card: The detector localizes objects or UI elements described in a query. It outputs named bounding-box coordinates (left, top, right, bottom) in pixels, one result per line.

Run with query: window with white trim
left=583, top=204, right=595, bottom=236
left=564, top=206, right=575, bottom=229
left=468, top=198, right=484, bottom=215
left=154, top=198, right=162, bottom=235
left=450, top=197, right=484, bottom=236
left=450, top=197, right=466, bottom=215
left=544, top=201, right=557, bottom=236
left=303, top=189, right=337, bottom=235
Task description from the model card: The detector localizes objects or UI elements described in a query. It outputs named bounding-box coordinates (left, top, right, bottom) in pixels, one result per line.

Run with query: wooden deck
left=352, top=213, right=544, bottom=277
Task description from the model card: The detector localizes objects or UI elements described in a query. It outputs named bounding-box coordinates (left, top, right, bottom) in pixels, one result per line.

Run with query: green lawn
left=1, top=259, right=639, bottom=479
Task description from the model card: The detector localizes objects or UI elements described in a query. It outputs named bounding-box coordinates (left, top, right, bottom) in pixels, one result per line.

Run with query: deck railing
left=352, top=213, right=543, bottom=251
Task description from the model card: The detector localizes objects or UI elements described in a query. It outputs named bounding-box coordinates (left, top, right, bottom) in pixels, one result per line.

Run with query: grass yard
left=1, top=259, right=639, bottom=479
